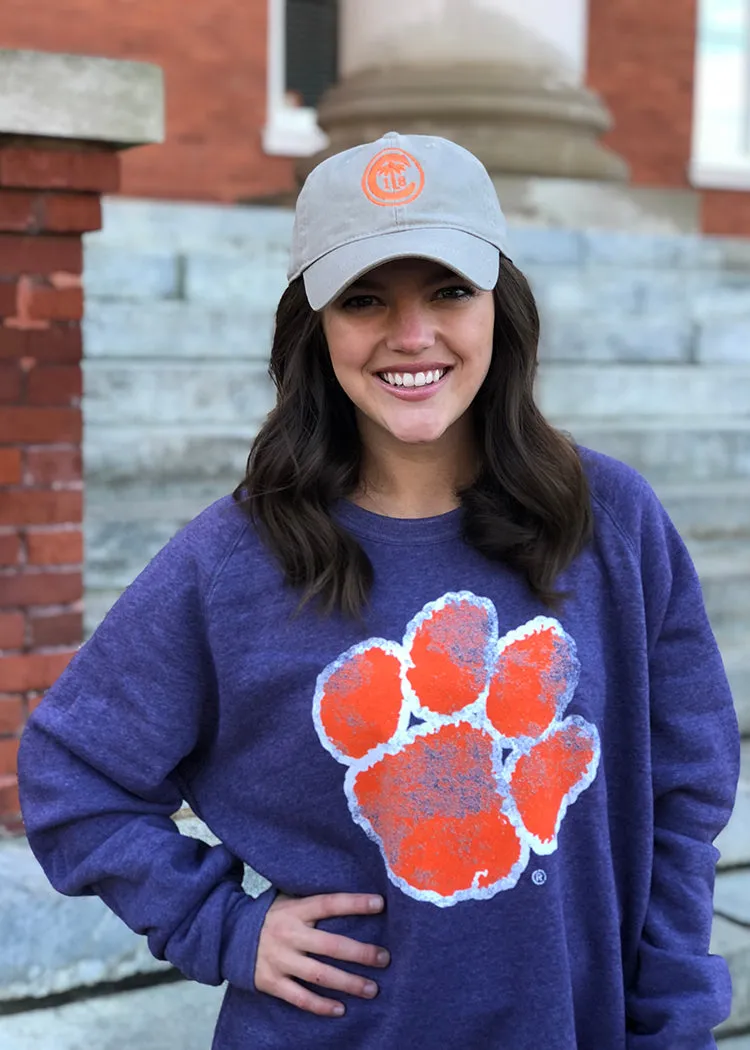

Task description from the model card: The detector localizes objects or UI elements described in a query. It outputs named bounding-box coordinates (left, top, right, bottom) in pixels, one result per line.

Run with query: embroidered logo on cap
left=362, top=147, right=425, bottom=207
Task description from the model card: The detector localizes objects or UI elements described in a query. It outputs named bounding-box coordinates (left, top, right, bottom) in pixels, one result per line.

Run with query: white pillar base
left=297, top=60, right=627, bottom=186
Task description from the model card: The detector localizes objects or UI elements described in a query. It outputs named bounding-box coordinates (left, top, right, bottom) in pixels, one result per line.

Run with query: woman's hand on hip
left=255, top=892, right=390, bottom=1017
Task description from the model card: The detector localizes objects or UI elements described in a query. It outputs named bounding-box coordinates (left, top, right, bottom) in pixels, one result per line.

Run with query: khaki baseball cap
left=288, top=131, right=509, bottom=311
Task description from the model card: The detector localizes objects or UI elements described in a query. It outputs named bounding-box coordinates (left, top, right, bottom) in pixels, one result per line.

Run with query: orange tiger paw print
left=313, top=592, right=600, bottom=907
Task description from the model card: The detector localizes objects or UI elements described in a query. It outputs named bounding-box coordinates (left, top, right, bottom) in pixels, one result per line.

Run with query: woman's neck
left=352, top=417, right=478, bottom=519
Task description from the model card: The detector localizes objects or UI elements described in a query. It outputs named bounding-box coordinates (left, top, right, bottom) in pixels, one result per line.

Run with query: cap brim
left=302, top=228, right=500, bottom=311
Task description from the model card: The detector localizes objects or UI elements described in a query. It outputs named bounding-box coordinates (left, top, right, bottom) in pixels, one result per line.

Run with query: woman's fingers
left=298, top=927, right=390, bottom=969
left=271, top=976, right=346, bottom=1018
left=293, top=957, right=380, bottom=1000
left=295, top=892, right=385, bottom=924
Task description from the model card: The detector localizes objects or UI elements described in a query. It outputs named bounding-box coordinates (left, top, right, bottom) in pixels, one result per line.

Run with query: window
left=691, top=0, right=750, bottom=187
left=264, top=0, right=337, bottom=157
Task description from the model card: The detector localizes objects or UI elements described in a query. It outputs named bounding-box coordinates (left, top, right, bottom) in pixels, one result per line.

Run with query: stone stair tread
left=0, top=839, right=169, bottom=1002
left=722, top=646, right=750, bottom=735
left=558, top=417, right=750, bottom=431
left=715, top=869, right=750, bottom=926
left=692, top=547, right=750, bottom=578
left=720, top=645, right=750, bottom=735
left=717, top=741, right=750, bottom=869
left=656, top=480, right=750, bottom=498
left=721, top=643, right=750, bottom=666
left=0, top=976, right=223, bottom=1049
left=712, top=913, right=750, bottom=1037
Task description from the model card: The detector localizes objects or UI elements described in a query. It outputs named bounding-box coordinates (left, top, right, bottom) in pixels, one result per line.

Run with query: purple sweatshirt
left=18, top=447, right=740, bottom=1049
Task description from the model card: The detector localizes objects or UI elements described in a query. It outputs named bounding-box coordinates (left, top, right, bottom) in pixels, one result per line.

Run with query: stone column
left=300, top=0, right=700, bottom=231
left=0, top=50, right=163, bottom=830
left=322, top=0, right=625, bottom=180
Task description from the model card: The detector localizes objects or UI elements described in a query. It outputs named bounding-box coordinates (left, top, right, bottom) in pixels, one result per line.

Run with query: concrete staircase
left=72, top=199, right=750, bottom=1036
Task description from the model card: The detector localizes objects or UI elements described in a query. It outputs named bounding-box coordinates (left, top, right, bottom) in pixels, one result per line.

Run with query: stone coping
left=0, top=49, right=164, bottom=146
left=0, top=825, right=267, bottom=1003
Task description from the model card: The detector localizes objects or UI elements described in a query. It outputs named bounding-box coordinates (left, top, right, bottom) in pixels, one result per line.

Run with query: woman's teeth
left=379, top=368, right=447, bottom=388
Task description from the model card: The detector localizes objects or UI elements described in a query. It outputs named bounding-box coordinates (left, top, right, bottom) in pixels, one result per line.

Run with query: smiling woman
left=236, top=133, right=593, bottom=615
left=18, top=131, right=740, bottom=1050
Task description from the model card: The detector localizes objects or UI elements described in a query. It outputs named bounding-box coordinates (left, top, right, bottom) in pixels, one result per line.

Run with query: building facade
left=1, top=0, right=749, bottom=234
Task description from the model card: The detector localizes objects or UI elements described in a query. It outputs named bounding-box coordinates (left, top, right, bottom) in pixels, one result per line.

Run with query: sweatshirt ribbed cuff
left=220, top=885, right=279, bottom=990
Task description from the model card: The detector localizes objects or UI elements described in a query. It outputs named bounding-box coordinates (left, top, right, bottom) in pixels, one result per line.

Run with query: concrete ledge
left=0, top=838, right=169, bottom=1002
left=1, top=822, right=270, bottom=1003
left=0, top=979, right=224, bottom=1050
left=495, top=175, right=701, bottom=235
left=713, top=913, right=750, bottom=1037
left=0, top=49, right=164, bottom=145
left=717, top=743, right=750, bottom=870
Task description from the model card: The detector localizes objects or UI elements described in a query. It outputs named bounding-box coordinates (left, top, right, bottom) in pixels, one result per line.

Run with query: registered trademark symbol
left=531, top=869, right=547, bottom=886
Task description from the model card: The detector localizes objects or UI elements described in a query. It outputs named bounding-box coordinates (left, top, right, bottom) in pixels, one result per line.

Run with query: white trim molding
left=691, top=0, right=750, bottom=190
left=690, top=157, right=750, bottom=190
left=263, top=0, right=330, bottom=157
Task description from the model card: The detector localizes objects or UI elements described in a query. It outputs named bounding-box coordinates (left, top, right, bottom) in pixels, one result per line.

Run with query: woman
left=18, top=132, right=740, bottom=1049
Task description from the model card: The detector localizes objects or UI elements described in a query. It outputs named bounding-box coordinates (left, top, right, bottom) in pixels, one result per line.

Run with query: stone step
left=557, top=420, right=750, bottom=484
left=657, top=483, right=750, bottom=541
left=717, top=741, right=750, bottom=870
left=91, top=198, right=750, bottom=278
left=80, top=422, right=750, bottom=494
left=537, top=307, right=750, bottom=368
left=712, top=911, right=750, bottom=1039
left=723, top=647, right=750, bottom=739
left=693, top=549, right=750, bottom=632
left=538, top=367, right=750, bottom=420
left=82, top=426, right=256, bottom=486
left=83, top=298, right=276, bottom=360
left=0, top=978, right=224, bottom=1050
left=713, top=869, right=750, bottom=1039
left=82, top=360, right=275, bottom=427
left=709, top=769, right=750, bottom=1041
left=84, top=352, right=750, bottom=428
left=715, top=870, right=750, bottom=927
left=528, top=262, right=750, bottom=325
left=0, top=839, right=169, bottom=1003
left=96, top=196, right=294, bottom=251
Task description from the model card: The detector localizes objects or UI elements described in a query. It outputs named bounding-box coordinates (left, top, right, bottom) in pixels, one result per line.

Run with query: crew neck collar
left=333, top=499, right=463, bottom=545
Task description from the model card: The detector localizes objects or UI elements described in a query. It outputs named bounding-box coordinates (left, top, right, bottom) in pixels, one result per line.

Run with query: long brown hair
left=232, top=258, right=592, bottom=617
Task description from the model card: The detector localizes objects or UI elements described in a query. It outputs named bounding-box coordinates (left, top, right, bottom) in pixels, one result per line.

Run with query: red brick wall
left=0, top=0, right=296, bottom=203
left=701, top=190, right=750, bottom=236
left=587, top=0, right=698, bottom=188
left=0, top=146, right=118, bottom=829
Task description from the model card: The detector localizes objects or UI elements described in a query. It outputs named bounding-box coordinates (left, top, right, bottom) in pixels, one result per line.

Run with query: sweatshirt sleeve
left=17, top=511, right=277, bottom=990
left=624, top=490, right=741, bottom=1048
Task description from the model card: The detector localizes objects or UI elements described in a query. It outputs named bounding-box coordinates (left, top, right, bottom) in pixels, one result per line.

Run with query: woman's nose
left=384, top=306, right=436, bottom=353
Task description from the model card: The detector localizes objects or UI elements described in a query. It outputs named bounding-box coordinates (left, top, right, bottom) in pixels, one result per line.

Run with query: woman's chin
left=384, top=419, right=451, bottom=445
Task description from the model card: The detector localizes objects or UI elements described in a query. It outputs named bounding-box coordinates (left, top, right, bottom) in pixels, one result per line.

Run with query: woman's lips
left=375, top=367, right=452, bottom=401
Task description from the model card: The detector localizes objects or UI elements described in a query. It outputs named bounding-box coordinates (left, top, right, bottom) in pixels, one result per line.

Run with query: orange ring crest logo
left=362, top=148, right=425, bottom=207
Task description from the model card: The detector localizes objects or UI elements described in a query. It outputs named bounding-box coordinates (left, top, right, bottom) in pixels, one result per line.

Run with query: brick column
left=0, top=50, right=163, bottom=831
left=587, top=0, right=698, bottom=188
